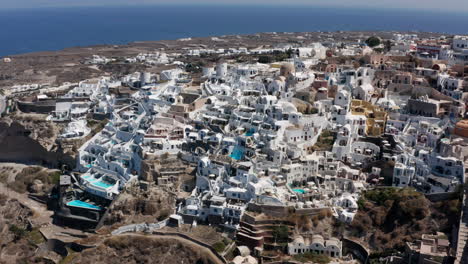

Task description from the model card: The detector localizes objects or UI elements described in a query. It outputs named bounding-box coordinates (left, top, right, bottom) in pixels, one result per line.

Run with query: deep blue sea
left=1, top=5, right=468, bottom=57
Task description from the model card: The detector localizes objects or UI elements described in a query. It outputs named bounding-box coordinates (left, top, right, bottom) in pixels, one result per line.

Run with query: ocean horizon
left=1, top=4, right=468, bottom=57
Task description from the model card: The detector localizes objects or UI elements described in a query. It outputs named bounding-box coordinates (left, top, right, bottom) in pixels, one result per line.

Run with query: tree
left=384, top=40, right=392, bottom=52
left=271, top=225, right=289, bottom=243
left=258, top=55, right=272, bottom=64
left=374, top=48, right=384, bottom=53
left=366, top=36, right=381, bottom=47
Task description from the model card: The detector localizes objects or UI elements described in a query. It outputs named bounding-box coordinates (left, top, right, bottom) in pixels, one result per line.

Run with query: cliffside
left=69, top=235, right=218, bottom=264
left=349, top=187, right=461, bottom=252
left=0, top=116, right=73, bottom=167
left=102, top=181, right=176, bottom=227
left=0, top=195, right=53, bottom=264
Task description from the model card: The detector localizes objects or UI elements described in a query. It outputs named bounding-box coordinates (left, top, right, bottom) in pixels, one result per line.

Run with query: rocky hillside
left=349, top=187, right=461, bottom=252
left=0, top=194, right=51, bottom=264
left=102, top=181, right=176, bottom=227
left=0, top=115, right=73, bottom=167
left=69, top=235, right=218, bottom=264
left=0, top=165, right=60, bottom=196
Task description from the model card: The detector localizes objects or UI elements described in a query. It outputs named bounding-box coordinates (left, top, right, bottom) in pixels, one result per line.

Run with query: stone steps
left=455, top=193, right=468, bottom=264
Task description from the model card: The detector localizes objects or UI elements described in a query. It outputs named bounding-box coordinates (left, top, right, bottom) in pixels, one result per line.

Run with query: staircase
left=455, top=191, right=468, bottom=264
left=64, top=191, right=75, bottom=203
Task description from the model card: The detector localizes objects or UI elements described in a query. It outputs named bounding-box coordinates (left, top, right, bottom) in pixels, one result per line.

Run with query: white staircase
left=455, top=191, right=468, bottom=264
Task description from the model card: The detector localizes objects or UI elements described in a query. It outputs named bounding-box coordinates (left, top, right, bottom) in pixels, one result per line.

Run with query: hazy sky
left=1, top=0, right=467, bottom=12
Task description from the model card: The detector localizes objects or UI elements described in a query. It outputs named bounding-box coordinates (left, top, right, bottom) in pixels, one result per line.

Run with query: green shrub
left=49, top=171, right=61, bottom=185
left=212, top=241, right=226, bottom=253
left=271, top=225, right=289, bottom=243
left=293, top=252, right=331, bottom=264
left=366, top=36, right=381, bottom=47
left=27, top=228, right=45, bottom=245
left=9, top=224, right=27, bottom=240
left=258, top=56, right=272, bottom=64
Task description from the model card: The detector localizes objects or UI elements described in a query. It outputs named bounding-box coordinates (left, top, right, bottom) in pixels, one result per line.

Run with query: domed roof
left=326, top=238, right=340, bottom=247
left=278, top=101, right=298, bottom=113
left=456, top=120, right=468, bottom=129
left=311, top=234, right=324, bottom=244
left=280, top=63, right=295, bottom=76
left=293, top=235, right=305, bottom=244
left=455, top=120, right=468, bottom=138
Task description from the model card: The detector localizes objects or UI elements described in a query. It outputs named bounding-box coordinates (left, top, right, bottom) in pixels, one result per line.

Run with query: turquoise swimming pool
left=245, top=129, right=255, bottom=137
left=81, top=175, right=114, bottom=189
left=293, top=189, right=306, bottom=194
left=229, top=147, right=244, bottom=160
left=91, top=180, right=114, bottom=189
left=67, top=200, right=102, bottom=210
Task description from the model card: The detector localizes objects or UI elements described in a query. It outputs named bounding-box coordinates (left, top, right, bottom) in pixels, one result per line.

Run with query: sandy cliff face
left=0, top=118, right=73, bottom=167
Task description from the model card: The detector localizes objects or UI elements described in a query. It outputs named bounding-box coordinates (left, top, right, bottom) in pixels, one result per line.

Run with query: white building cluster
left=26, top=32, right=468, bottom=261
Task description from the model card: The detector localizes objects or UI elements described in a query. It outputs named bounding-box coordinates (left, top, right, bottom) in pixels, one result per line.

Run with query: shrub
left=0, top=193, right=7, bottom=206
left=212, top=241, right=226, bottom=253
left=293, top=252, right=331, bottom=264
left=366, top=36, right=381, bottom=47
left=258, top=56, right=272, bottom=64
left=0, top=173, right=8, bottom=183
left=271, top=225, right=289, bottom=243
left=27, top=228, right=45, bottom=245
left=9, top=224, right=27, bottom=240
left=309, top=107, right=319, bottom=114
left=49, top=171, right=61, bottom=185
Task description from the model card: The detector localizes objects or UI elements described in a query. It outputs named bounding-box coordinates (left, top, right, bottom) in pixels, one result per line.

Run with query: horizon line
left=1, top=3, right=468, bottom=15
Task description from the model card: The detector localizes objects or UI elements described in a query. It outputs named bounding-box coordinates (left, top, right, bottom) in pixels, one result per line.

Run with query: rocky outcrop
left=102, top=182, right=175, bottom=227
left=0, top=120, right=73, bottom=167
left=0, top=195, right=37, bottom=264
left=70, top=235, right=218, bottom=264
left=349, top=188, right=461, bottom=251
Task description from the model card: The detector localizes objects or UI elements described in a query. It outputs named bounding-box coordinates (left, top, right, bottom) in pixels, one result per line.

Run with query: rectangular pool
left=67, top=200, right=102, bottom=210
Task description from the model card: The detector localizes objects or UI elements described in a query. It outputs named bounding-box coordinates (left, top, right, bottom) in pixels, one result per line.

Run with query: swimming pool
left=67, top=200, right=102, bottom=210
left=91, top=180, right=114, bottom=189
left=229, top=147, right=244, bottom=160
left=245, top=129, right=255, bottom=137
left=81, top=174, right=95, bottom=181
left=293, top=189, right=306, bottom=194
left=81, top=175, right=114, bottom=189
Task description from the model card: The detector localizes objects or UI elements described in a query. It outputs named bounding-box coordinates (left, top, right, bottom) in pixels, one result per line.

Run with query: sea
left=1, top=5, right=468, bottom=57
